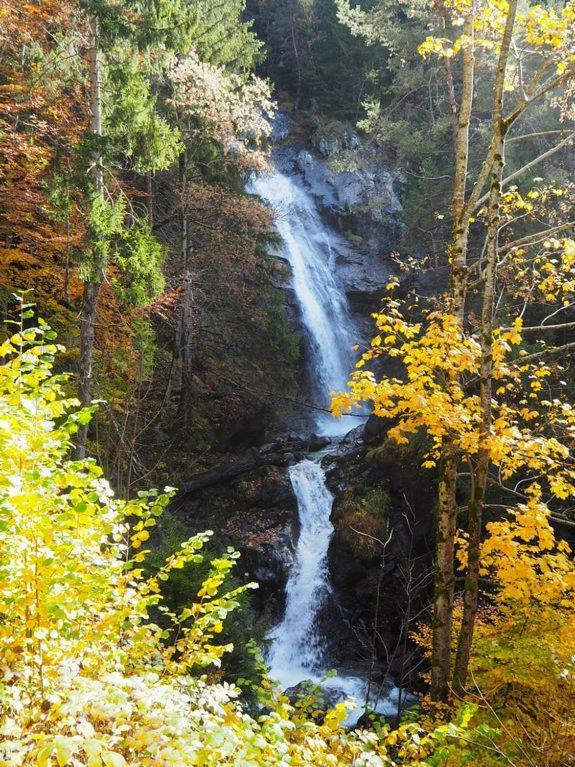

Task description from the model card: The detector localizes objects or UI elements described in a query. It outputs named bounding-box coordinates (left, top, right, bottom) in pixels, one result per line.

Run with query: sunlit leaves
left=170, top=49, right=275, bottom=173
left=332, top=272, right=575, bottom=497
left=0, top=317, right=490, bottom=766
left=418, top=0, right=575, bottom=79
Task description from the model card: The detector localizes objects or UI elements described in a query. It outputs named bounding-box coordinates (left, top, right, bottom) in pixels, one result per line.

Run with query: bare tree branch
left=475, top=133, right=575, bottom=209
left=499, top=221, right=575, bottom=255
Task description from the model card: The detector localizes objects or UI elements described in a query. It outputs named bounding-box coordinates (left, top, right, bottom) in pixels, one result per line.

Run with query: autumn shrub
left=466, top=494, right=575, bottom=765
left=412, top=493, right=575, bottom=765
left=0, top=311, right=513, bottom=765
left=338, top=486, right=391, bottom=560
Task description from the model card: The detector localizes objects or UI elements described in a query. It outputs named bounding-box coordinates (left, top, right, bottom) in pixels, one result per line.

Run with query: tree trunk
left=439, top=3, right=458, bottom=146
left=176, top=150, right=194, bottom=427
left=452, top=150, right=504, bottom=694
left=177, top=269, right=194, bottom=427
left=177, top=447, right=286, bottom=496
left=446, top=9, right=475, bottom=321
left=452, top=159, right=501, bottom=692
left=430, top=8, right=475, bottom=703
left=453, top=0, right=518, bottom=693
left=75, top=14, right=104, bottom=460
left=431, top=452, right=458, bottom=702
left=146, top=171, right=154, bottom=226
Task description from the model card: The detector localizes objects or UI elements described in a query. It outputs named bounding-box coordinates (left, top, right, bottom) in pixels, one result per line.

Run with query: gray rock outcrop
left=271, top=119, right=403, bottom=332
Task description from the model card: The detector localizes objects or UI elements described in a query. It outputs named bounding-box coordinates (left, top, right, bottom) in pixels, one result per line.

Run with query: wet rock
left=338, top=424, right=365, bottom=448
left=272, top=431, right=307, bottom=451
left=271, top=142, right=400, bottom=338
left=363, top=414, right=391, bottom=446
left=271, top=112, right=296, bottom=142
left=243, top=518, right=296, bottom=616
left=320, top=423, right=438, bottom=686
left=307, top=433, right=331, bottom=451
left=259, top=441, right=277, bottom=455
left=176, top=431, right=318, bottom=498
left=171, top=463, right=298, bottom=622
left=294, top=145, right=402, bottom=259
left=311, top=120, right=361, bottom=157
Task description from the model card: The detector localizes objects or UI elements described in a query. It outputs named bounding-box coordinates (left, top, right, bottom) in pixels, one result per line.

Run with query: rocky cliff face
left=271, top=117, right=403, bottom=335
left=299, top=125, right=402, bottom=255
left=321, top=421, right=436, bottom=685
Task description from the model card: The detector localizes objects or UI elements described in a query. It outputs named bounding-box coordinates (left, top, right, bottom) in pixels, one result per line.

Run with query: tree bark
left=447, top=9, right=475, bottom=321
left=145, top=171, right=154, bottom=227
left=177, top=448, right=286, bottom=496
left=176, top=149, right=194, bottom=427
left=75, top=14, right=104, bottom=460
left=439, top=3, right=458, bottom=146
left=177, top=269, right=194, bottom=426
left=431, top=452, right=458, bottom=702
left=430, top=7, right=475, bottom=703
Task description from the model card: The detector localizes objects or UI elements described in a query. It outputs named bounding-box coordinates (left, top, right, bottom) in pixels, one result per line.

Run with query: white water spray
left=267, top=459, right=334, bottom=686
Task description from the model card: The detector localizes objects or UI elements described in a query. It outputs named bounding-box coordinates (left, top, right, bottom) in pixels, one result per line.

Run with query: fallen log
left=177, top=448, right=287, bottom=497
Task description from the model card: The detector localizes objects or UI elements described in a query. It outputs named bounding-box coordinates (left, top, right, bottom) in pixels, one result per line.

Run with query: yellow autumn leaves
left=418, top=0, right=575, bottom=73
left=1, top=314, right=487, bottom=766
left=332, top=290, right=575, bottom=503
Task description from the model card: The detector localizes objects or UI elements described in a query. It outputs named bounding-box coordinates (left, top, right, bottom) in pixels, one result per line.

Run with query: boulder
left=307, top=433, right=331, bottom=452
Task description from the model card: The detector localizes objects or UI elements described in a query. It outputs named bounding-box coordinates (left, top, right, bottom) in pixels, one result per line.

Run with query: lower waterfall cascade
left=266, top=459, right=334, bottom=686
left=249, top=163, right=400, bottom=724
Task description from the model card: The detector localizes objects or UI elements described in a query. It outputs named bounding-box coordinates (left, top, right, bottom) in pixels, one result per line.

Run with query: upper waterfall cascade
left=248, top=164, right=398, bottom=724
left=247, top=169, right=357, bottom=436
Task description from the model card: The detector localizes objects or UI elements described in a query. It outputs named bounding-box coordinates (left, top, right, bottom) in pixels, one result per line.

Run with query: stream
left=248, top=166, right=399, bottom=724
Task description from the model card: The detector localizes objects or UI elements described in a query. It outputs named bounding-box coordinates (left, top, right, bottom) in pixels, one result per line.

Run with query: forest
left=1, top=0, right=575, bottom=764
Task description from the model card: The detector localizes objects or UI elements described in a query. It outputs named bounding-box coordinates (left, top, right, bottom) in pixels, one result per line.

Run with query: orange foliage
left=0, top=2, right=138, bottom=377
left=148, top=180, right=293, bottom=446
left=0, top=0, right=88, bottom=325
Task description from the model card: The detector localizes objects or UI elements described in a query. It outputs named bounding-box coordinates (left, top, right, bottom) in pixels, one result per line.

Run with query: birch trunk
left=430, top=8, right=475, bottom=703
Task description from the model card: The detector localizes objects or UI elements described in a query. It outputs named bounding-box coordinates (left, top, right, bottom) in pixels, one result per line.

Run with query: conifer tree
left=73, top=1, right=185, bottom=456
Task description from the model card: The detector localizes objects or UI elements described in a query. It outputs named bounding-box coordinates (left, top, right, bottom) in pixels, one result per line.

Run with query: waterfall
left=268, top=458, right=400, bottom=724
left=247, top=170, right=356, bottom=436
left=267, top=460, right=334, bottom=687
left=248, top=163, right=399, bottom=724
